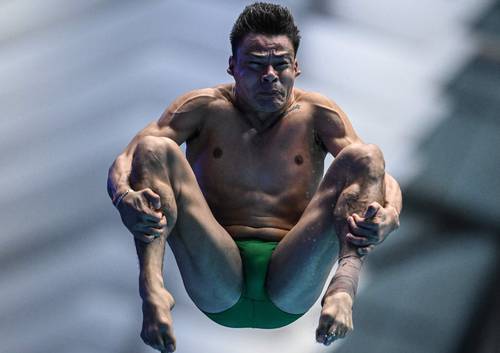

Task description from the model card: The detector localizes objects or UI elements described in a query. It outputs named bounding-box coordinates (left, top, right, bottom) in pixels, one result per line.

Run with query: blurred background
left=0, top=0, right=499, bottom=352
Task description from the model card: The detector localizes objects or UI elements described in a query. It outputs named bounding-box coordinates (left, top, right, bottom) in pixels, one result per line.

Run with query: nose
left=261, top=65, right=278, bottom=83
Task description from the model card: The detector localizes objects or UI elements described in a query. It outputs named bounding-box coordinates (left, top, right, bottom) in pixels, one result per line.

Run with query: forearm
left=107, top=153, right=134, bottom=201
left=383, top=173, right=402, bottom=215
left=135, top=236, right=167, bottom=300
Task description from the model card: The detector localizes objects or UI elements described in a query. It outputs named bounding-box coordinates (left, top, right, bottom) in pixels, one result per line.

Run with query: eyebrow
left=246, top=52, right=293, bottom=60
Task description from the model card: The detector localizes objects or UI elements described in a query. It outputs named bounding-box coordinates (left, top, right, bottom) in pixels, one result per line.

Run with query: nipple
left=213, top=147, right=223, bottom=159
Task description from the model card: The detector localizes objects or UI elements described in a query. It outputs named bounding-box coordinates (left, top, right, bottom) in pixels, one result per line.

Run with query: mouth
left=257, top=90, right=282, bottom=97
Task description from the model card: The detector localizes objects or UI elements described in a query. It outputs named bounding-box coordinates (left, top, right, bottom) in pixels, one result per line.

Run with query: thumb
left=364, top=202, right=380, bottom=219
left=143, top=188, right=161, bottom=210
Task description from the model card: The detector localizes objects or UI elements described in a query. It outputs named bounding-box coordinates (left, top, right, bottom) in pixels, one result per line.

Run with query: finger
left=135, top=222, right=163, bottom=232
left=144, top=227, right=164, bottom=237
left=141, top=222, right=166, bottom=230
left=348, top=217, right=378, bottom=237
left=158, top=215, right=167, bottom=228
left=134, top=233, right=156, bottom=243
left=346, top=233, right=377, bottom=246
left=143, top=188, right=162, bottom=210
left=364, top=202, right=381, bottom=219
left=357, top=245, right=375, bottom=256
left=140, top=217, right=167, bottom=229
left=352, top=214, right=379, bottom=230
left=143, top=212, right=163, bottom=223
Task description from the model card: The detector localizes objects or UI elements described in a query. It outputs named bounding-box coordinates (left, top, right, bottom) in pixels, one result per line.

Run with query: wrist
left=112, top=188, right=132, bottom=207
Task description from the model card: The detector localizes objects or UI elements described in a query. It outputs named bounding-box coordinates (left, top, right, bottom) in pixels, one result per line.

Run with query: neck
left=232, top=86, right=295, bottom=132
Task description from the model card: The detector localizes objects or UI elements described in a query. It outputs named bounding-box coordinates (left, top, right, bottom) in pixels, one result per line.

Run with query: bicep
left=313, top=97, right=362, bottom=156
left=122, top=90, right=212, bottom=156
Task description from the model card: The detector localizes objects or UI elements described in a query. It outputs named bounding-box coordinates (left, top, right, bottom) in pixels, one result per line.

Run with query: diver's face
left=229, top=33, right=300, bottom=113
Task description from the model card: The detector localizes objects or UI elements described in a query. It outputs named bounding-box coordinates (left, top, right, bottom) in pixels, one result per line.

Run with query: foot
left=141, top=288, right=177, bottom=352
left=315, top=292, right=354, bottom=346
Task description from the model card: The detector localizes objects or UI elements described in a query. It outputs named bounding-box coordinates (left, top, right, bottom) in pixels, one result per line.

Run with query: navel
left=294, top=154, right=304, bottom=165
left=213, top=147, right=223, bottom=159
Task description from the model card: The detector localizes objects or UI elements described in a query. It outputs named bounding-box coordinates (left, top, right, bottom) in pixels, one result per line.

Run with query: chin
left=258, top=105, right=282, bottom=113
left=255, top=98, right=286, bottom=113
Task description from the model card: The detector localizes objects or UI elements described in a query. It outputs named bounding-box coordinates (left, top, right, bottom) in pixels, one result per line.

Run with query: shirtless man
left=107, top=3, right=402, bottom=352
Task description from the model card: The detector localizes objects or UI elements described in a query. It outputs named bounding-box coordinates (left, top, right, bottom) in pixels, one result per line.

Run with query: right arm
left=107, top=88, right=216, bottom=204
left=108, top=89, right=217, bottom=352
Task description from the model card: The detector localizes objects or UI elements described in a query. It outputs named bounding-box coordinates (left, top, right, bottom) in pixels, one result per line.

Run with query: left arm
left=345, top=172, right=402, bottom=252
left=308, top=92, right=402, bottom=253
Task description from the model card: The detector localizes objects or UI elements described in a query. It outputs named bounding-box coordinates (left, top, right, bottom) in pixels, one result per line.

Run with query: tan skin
left=108, top=34, right=402, bottom=352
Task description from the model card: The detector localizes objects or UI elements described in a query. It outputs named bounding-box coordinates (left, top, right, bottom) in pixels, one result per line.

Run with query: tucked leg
left=128, top=136, right=243, bottom=351
left=266, top=143, right=385, bottom=315
left=130, top=136, right=243, bottom=311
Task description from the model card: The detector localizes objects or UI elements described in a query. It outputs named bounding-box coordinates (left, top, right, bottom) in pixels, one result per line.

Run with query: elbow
left=106, top=156, right=123, bottom=198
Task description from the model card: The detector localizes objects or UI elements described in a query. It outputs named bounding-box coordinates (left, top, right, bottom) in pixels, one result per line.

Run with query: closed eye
left=275, top=62, right=290, bottom=70
left=248, top=62, right=263, bottom=69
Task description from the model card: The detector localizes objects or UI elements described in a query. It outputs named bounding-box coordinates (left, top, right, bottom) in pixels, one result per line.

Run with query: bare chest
left=186, top=110, right=325, bottom=200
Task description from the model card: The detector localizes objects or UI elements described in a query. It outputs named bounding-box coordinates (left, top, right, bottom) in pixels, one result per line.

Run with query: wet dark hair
left=230, top=2, right=301, bottom=57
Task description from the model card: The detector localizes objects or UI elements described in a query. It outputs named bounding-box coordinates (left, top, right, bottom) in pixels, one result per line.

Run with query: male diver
left=107, top=3, right=402, bottom=352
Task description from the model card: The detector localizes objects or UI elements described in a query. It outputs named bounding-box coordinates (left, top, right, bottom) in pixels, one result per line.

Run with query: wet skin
left=108, top=34, right=402, bottom=352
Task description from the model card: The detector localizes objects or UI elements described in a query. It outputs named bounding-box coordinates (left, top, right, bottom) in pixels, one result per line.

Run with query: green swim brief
left=202, top=238, right=304, bottom=329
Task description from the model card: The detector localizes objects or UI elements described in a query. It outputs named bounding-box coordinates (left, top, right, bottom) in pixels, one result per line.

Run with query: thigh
left=266, top=159, right=345, bottom=313
left=266, top=143, right=386, bottom=313
left=132, top=136, right=243, bottom=313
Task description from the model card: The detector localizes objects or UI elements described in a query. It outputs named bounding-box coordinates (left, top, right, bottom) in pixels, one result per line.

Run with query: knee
left=135, top=136, right=178, bottom=159
left=132, top=136, right=182, bottom=170
left=130, top=137, right=182, bottom=182
left=336, top=143, right=385, bottom=180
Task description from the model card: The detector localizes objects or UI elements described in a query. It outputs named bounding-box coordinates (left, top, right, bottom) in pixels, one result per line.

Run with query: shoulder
left=164, top=86, right=227, bottom=115
left=295, top=88, right=362, bottom=155
left=295, top=89, right=348, bottom=131
left=295, top=89, right=344, bottom=118
left=158, top=85, right=232, bottom=123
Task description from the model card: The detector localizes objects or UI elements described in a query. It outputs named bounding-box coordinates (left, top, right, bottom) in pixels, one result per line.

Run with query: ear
left=227, top=56, right=234, bottom=76
left=294, top=59, right=301, bottom=77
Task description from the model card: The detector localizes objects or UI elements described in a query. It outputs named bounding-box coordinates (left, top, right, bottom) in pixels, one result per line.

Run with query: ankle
left=142, top=288, right=175, bottom=310
left=322, top=292, right=353, bottom=308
